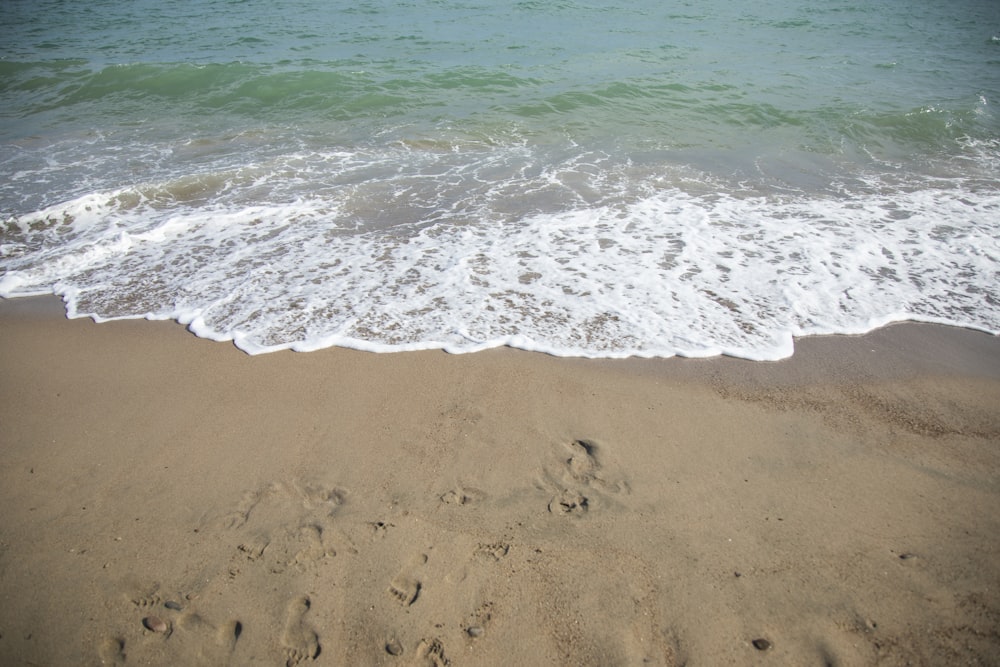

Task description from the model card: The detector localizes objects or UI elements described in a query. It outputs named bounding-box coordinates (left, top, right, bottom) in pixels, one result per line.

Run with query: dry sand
left=1, top=296, right=999, bottom=666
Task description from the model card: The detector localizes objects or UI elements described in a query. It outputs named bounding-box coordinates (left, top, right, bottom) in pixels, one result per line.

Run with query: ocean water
left=1, top=0, right=998, bottom=358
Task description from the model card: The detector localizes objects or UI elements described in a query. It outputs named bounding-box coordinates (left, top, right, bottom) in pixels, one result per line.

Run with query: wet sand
left=1, top=296, right=998, bottom=666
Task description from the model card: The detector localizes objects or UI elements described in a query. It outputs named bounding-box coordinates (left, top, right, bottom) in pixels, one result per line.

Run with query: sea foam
left=2, top=151, right=997, bottom=359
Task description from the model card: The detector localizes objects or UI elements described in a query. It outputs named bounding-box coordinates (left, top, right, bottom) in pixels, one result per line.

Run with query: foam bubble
left=2, top=153, right=997, bottom=360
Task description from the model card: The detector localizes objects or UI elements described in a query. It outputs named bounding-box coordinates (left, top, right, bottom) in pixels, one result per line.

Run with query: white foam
left=2, top=150, right=998, bottom=360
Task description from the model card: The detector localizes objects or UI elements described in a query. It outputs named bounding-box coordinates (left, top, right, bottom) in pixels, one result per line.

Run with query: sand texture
left=1, top=297, right=999, bottom=666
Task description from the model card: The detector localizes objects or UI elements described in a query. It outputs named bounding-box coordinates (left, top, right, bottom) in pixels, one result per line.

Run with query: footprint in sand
left=369, top=520, right=395, bottom=538
left=236, top=523, right=340, bottom=575
left=567, top=439, right=629, bottom=490
left=385, top=637, right=405, bottom=656
left=389, top=573, right=422, bottom=606
left=293, top=523, right=336, bottom=568
left=218, top=480, right=347, bottom=576
left=176, top=611, right=243, bottom=663
left=221, top=485, right=278, bottom=530
left=219, top=479, right=345, bottom=531
left=294, top=481, right=345, bottom=514
left=562, top=439, right=629, bottom=492
left=547, top=490, right=589, bottom=515
left=281, top=595, right=320, bottom=666
left=121, top=589, right=243, bottom=665
left=128, top=586, right=163, bottom=609
left=97, top=637, right=126, bottom=666
left=474, top=542, right=510, bottom=562
left=462, top=600, right=495, bottom=639
left=388, top=554, right=428, bottom=607
left=216, top=620, right=243, bottom=655
left=540, top=439, right=629, bottom=515
left=565, top=439, right=600, bottom=483
left=413, top=637, right=449, bottom=666
left=237, top=534, right=270, bottom=562
left=439, top=486, right=485, bottom=506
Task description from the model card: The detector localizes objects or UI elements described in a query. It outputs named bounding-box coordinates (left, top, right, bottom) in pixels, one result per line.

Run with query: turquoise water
left=2, top=0, right=999, bottom=357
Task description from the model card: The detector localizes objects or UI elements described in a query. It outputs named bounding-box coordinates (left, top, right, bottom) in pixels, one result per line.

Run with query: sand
left=1, top=296, right=998, bottom=666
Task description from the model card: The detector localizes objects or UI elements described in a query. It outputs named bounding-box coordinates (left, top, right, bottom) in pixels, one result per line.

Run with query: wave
left=4, top=58, right=993, bottom=141
left=2, top=151, right=997, bottom=359
left=0, top=60, right=547, bottom=125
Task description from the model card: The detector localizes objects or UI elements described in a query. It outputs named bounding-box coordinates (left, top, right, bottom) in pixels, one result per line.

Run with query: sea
left=1, top=0, right=998, bottom=359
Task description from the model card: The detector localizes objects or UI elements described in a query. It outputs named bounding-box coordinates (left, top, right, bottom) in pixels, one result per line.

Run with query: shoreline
left=1, top=295, right=998, bottom=665
left=5, top=294, right=1000, bottom=382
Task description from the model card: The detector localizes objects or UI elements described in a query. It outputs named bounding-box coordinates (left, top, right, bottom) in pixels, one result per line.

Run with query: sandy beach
left=1, top=295, right=998, bottom=666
